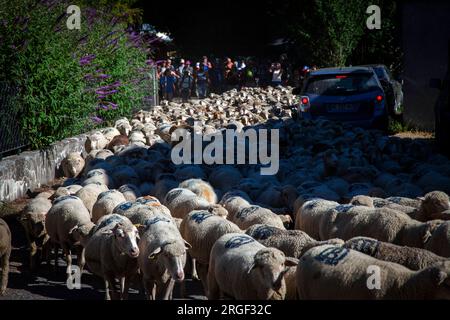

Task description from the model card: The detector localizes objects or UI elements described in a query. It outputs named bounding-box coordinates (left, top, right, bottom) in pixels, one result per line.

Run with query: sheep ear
left=285, top=257, right=299, bottom=266
left=148, top=247, right=162, bottom=260
left=417, top=197, right=425, bottom=201
left=68, top=225, right=79, bottom=235
left=102, top=230, right=113, bottom=235
left=18, top=215, right=28, bottom=221
left=184, top=240, right=192, bottom=250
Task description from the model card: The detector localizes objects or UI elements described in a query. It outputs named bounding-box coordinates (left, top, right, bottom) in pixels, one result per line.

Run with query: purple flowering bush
left=0, top=0, right=158, bottom=149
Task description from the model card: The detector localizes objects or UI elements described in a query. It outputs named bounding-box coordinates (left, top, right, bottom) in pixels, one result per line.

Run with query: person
left=195, top=62, right=209, bottom=99
left=159, top=69, right=176, bottom=101
left=270, top=62, right=283, bottom=87
left=179, top=69, right=194, bottom=102
left=177, top=59, right=186, bottom=76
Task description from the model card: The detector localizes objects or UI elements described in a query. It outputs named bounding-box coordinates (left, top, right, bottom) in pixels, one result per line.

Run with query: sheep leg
left=105, top=274, right=118, bottom=300
left=77, top=247, right=85, bottom=274
left=191, top=257, right=199, bottom=280
left=197, top=263, right=209, bottom=295
left=104, top=279, right=111, bottom=300
left=53, top=242, right=59, bottom=271
left=29, top=240, right=37, bottom=272
left=0, top=251, right=10, bottom=295
left=142, top=278, right=155, bottom=300
left=62, top=244, right=72, bottom=280
left=161, top=279, right=175, bottom=300
left=121, top=277, right=131, bottom=300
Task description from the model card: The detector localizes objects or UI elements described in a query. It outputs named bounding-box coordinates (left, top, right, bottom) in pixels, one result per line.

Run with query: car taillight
left=301, top=97, right=309, bottom=105
left=376, top=95, right=383, bottom=102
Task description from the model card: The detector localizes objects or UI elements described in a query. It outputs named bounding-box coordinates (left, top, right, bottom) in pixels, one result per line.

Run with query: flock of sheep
left=1, top=86, right=450, bottom=300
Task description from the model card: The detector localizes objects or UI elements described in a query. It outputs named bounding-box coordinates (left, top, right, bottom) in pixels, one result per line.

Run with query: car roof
left=310, top=66, right=374, bottom=76
left=358, top=64, right=387, bottom=69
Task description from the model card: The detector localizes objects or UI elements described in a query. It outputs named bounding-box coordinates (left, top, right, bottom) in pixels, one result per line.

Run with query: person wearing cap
left=177, top=59, right=186, bottom=76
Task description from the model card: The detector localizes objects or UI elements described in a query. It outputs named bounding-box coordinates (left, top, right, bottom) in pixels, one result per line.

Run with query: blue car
left=295, top=67, right=389, bottom=130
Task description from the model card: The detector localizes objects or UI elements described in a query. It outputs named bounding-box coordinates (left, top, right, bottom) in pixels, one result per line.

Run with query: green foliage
left=269, top=0, right=402, bottom=70
left=0, top=0, right=155, bottom=149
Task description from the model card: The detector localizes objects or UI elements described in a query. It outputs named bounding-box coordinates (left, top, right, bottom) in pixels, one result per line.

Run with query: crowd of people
left=156, top=55, right=317, bottom=102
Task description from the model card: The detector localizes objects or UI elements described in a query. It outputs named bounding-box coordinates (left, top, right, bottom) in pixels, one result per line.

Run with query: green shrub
left=0, top=0, right=156, bottom=149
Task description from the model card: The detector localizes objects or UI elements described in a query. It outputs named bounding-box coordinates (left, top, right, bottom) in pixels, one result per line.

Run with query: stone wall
left=0, top=134, right=88, bottom=202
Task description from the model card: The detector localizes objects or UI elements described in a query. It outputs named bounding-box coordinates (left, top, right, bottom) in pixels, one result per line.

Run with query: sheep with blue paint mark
left=180, top=210, right=242, bottom=294
left=92, top=190, right=127, bottom=223
left=296, top=244, right=450, bottom=299
left=207, top=233, right=298, bottom=300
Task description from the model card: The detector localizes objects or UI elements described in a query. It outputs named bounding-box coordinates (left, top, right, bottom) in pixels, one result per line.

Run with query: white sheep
left=92, top=190, right=127, bottom=223
left=45, top=195, right=95, bottom=280
left=0, top=218, right=11, bottom=295
left=138, top=213, right=190, bottom=300
left=207, top=233, right=298, bottom=300
left=231, top=205, right=287, bottom=230
left=75, top=182, right=109, bottom=215
left=180, top=210, right=242, bottom=294
left=19, top=197, right=52, bottom=270
left=84, top=215, right=140, bottom=300
left=296, top=244, right=450, bottom=299
left=85, top=131, right=108, bottom=153
left=164, top=188, right=227, bottom=219
left=61, top=152, right=85, bottom=178
left=294, top=199, right=339, bottom=239
left=178, top=178, right=218, bottom=203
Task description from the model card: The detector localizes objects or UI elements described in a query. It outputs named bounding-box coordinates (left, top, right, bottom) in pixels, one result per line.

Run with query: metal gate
left=0, top=82, right=29, bottom=157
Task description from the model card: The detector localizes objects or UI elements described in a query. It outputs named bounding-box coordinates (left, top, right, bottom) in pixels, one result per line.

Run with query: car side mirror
left=292, top=87, right=301, bottom=95
left=429, top=78, right=442, bottom=89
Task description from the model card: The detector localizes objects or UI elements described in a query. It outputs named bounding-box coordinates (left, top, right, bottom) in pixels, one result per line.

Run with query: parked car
left=359, top=64, right=404, bottom=116
left=431, top=68, right=450, bottom=156
left=293, top=66, right=389, bottom=130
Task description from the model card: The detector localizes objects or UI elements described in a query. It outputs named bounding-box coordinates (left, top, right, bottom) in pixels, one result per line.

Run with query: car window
left=374, top=67, right=389, bottom=81
left=305, top=73, right=380, bottom=96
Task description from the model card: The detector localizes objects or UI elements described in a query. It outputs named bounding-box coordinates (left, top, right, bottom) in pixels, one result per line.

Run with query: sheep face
left=208, top=204, right=228, bottom=218
left=149, top=241, right=188, bottom=282
left=250, top=248, right=289, bottom=300
left=422, top=191, right=450, bottom=216
left=21, top=213, right=46, bottom=239
left=113, top=223, right=140, bottom=258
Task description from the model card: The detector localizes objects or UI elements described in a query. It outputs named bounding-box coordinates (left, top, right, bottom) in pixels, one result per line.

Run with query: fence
left=0, top=82, right=29, bottom=157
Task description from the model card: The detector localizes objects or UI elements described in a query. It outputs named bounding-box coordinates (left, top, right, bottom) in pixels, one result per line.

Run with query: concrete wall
left=0, top=134, right=88, bottom=202
left=402, top=2, right=450, bottom=130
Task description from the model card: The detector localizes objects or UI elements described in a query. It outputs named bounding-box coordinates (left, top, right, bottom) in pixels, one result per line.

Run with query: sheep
left=75, top=182, right=109, bottom=215
left=113, top=200, right=172, bottom=227
left=294, top=199, right=339, bottom=239
left=219, top=190, right=252, bottom=219
left=352, top=192, right=450, bottom=222
left=296, top=244, right=450, bottom=299
left=61, top=152, right=85, bottom=178
left=152, top=174, right=179, bottom=202
left=425, top=221, right=450, bottom=258
left=283, top=266, right=297, bottom=300
left=85, top=131, right=108, bottom=153
left=45, top=195, right=94, bottom=280
left=54, top=185, right=83, bottom=198
left=343, top=236, right=449, bottom=270
left=84, top=216, right=140, bottom=300
left=107, top=134, right=128, bottom=150
left=102, top=127, right=121, bottom=142
left=82, top=169, right=114, bottom=188
left=0, top=218, right=11, bottom=295
left=319, top=205, right=437, bottom=248
left=115, top=118, right=132, bottom=136
left=19, top=197, right=52, bottom=270
left=92, top=190, right=127, bottom=223
left=246, top=224, right=344, bottom=259
left=231, top=205, right=287, bottom=230
left=178, top=179, right=218, bottom=203
left=208, top=166, right=243, bottom=193
left=207, top=233, right=298, bottom=300
left=118, top=184, right=141, bottom=202
left=138, top=213, right=190, bottom=300
left=111, top=165, right=140, bottom=187
left=180, top=210, right=242, bottom=293
left=164, top=188, right=227, bottom=219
